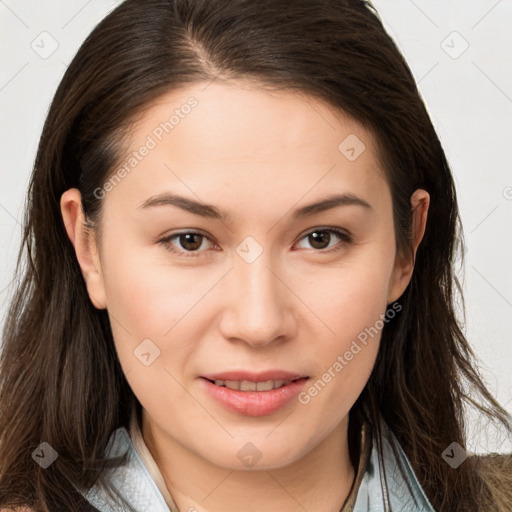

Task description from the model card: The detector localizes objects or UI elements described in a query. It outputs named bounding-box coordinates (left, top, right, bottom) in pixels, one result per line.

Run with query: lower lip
left=200, top=377, right=309, bottom=416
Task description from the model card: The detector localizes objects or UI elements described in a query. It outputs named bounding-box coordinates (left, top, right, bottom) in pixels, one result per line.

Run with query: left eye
left=158, top=228, right=351, bottom=257
left=295, top=228, right=351, bottom=252
left=159, top=232, right=214, bottom=257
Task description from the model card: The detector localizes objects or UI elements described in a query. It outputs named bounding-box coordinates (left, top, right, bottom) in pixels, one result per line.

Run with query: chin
left=199, top=440, right=305, bottom=471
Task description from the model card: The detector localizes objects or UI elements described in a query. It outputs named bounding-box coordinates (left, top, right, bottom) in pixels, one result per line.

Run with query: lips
left=201, top=370, right=307, bottom=382
left=199, top=370, right=309, bottom=416
left=211, top=379, right=293, bottom=391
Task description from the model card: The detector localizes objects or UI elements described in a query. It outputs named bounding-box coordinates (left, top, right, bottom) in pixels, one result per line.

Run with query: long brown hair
left=1, top=0, right=511, bottom=510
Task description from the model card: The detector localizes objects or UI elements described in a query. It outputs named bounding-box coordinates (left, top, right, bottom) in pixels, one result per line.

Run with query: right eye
left=158, top=231, right=217, bottom=257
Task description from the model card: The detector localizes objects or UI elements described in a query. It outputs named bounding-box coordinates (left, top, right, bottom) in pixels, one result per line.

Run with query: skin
left=61, top=80, right=429, bottom=512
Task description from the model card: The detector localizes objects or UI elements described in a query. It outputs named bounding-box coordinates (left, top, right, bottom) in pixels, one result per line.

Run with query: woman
left=0, top=0, right=511, bottom=511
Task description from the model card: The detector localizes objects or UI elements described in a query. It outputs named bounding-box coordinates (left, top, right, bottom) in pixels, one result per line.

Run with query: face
left=63, top=80, right=426, bottom=471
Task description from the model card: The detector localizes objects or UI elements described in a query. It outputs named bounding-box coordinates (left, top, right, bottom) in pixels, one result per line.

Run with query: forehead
left=128, top=80, right=376, bottom=159
left=108, top=80, right=390, bottom=215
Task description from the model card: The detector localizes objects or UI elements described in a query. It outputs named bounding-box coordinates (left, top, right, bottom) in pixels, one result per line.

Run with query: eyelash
left=157, top=227, right=352, bottom=258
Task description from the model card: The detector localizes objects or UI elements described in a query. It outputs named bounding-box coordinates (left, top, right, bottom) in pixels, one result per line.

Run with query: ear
left=60, top=188, right=107, bottom=309
left=387, top=189, right=430, bottom=304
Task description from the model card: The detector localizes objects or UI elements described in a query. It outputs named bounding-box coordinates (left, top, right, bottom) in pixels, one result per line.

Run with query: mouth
left=203, top=377, right=306, bottom=392
left=199, top=374, right=310, bottom=416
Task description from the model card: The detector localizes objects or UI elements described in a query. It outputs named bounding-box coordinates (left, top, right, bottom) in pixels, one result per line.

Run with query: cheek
left=299, top=250, right=394, bottom=342
left=100, top=241, right=214, bottom=376
left=101, top=250, right=208, bottom=420
left=293, top=247, right=394, bottom=405
left=102, top=236, right=217, bottom=333
left=294, top=275, right=387, bottom=432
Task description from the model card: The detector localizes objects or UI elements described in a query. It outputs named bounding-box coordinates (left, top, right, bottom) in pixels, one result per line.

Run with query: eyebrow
left=138, top=192, right=372, bottom=221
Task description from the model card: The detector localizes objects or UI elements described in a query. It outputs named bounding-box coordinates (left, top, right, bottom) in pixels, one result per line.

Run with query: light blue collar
left=351, top=421, right=436, bottom=511
left=77, top=420, right=436, bottom=512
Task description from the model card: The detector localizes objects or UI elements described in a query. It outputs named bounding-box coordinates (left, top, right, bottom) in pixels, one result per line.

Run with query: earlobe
left=60, top=188, right=107, bottom=310
left=387, top=189, right=430, bottom=304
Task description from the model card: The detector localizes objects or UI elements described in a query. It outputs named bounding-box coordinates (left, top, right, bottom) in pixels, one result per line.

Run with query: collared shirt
left=77, top=406, right=437, bottom=512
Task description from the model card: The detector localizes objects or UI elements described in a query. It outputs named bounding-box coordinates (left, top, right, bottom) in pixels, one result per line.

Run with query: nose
left=218, top=250, right=298, bottom=348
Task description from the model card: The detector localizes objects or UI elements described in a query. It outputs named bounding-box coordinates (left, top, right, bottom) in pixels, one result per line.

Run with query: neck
left=142, top=410, right=357, bottom=512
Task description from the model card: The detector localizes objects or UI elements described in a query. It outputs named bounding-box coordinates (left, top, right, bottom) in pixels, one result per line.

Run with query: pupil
left=181, top=233, right=202, bottom=251
left=309, top=231, right=330, bottom=249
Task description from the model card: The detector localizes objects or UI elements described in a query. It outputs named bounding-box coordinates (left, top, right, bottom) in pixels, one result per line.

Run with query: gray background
left=1, top=0, right=511, bottom=452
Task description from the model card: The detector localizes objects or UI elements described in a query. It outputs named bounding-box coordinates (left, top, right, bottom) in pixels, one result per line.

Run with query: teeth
left=271, top=379, right=285, bottom=390
left=240, top=381, right=257, bottom=391
left=225, top=380, right=241, bottom=390
left=213, top=379, right=292, bottom=391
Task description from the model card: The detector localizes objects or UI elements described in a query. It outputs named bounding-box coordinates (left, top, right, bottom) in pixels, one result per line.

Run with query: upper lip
left=201, top=370, right=308, bottom=382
